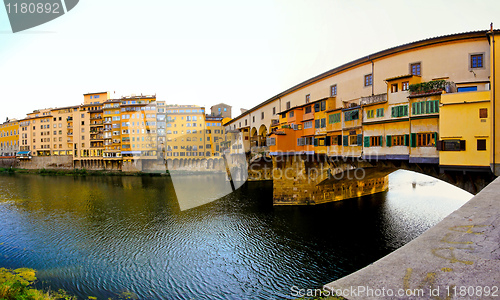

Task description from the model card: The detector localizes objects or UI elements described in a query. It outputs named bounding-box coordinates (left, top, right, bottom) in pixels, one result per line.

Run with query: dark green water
left=0, top=170, right=471, bottom=299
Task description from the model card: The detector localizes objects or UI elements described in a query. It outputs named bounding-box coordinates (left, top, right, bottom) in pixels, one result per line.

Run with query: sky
left=1, top=0, right=500, bottom=122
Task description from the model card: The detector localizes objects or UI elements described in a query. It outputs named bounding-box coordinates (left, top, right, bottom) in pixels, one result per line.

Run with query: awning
left=16, top=151, right=31, bottom=155
left=121, top=151, right=141, bottom=155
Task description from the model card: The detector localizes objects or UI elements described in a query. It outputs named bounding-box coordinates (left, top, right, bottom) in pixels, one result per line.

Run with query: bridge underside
left=246, top=154, right=496, bottom=205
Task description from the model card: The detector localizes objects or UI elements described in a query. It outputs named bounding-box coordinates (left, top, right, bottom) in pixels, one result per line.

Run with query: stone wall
left=18, top=156, right=73, bottom=170
left=0, top=158, right=18, bottom=168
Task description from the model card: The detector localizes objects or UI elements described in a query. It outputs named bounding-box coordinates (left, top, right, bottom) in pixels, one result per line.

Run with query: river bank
left=0, top=167, right=227, bottom=177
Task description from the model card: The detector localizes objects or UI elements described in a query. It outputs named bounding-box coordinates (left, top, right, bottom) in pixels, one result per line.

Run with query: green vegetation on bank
left=0, top=267, right=76, bottom=300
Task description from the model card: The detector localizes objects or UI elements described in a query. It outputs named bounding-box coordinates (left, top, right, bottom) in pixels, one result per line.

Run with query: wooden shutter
left=343, top=135, right=349, bottom=146
left=410, top=133, right=417, bottom=147
left=386, top=135, right=392, bottom=147
left=436, top=140, right=443, bottom=151
left=337, top=135, right=342, bottom=146
left=364, top=136, right=370, bottom=147
left=325, top=136, right=331, bottom=146
left=433, top=132, right=438, bottom=147
left=357, top=134, right=363, bottom=146
left=459, top=140, right=466, bottom=151
left=314, top=138, right=318, bottom=146
left=379, top=136, right=383, bottom=146
left=404, top=134, right=410, bottom=146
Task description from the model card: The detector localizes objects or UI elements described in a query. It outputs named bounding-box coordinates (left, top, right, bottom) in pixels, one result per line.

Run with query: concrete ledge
left=324, top=177, right=500, bottom=299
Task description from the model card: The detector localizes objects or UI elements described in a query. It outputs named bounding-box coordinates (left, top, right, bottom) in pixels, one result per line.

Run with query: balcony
left=67, top=132, right=73, bottom=136
left=90, top=121, right=103, bottom=126
left=360, top=93, right=387, bottom=106
left=408, top=80, right=455, bottom=98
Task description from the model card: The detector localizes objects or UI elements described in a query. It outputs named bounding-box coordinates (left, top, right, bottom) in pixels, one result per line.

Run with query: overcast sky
left=1, top=0, right=499, bottom=122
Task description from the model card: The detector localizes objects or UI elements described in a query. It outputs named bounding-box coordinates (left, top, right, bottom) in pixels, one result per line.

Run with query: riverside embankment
left=324, top=176, right=500, bottom=300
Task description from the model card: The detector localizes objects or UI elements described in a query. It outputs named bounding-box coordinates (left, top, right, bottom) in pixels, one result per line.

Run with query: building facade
left=227, top=29, right=500, bottom=175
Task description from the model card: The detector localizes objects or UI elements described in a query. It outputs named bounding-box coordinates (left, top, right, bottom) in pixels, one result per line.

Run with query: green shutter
left=433, top=132, right=438, bottom=147
left=386, top=135, right=392, bottom=147
left=412, top=103, right=416, bottom=115
left=357, top=134, right=363, bottom=146
left=314, top=138, right=318, bottom=146
left=410, top=133, right=417, bottom=147
left=404, top=134, right=409, bottom=146
left=391, top=107, right=396, bottom=117
left=343, top=136, right=349, bottom=146
left=403, top=105, right=408, bottom=116
left=379, top=136, right=383, bottom=146
left=364, top=136, right=370, bottom=147
left=325, top=136, right=331, bottom=146
left=337, top=135, right=342, bottom=146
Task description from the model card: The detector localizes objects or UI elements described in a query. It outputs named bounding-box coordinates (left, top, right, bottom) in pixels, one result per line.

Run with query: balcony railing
left=360, top=93, right=387, bottom=106
left=90, top=121, right=103, bottom=125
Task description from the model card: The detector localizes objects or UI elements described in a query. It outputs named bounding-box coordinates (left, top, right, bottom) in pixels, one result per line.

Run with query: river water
left=0, top=170, right=471, bottom=299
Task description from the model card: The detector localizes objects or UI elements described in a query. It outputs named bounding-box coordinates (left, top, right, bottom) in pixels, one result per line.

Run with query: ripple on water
left=0, top=172, right=471, bottom=299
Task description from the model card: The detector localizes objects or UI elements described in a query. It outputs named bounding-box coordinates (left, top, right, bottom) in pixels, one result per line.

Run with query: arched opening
left=258, top=124, right=268, bottom=147
left=250, top=127, right=258, bottom=148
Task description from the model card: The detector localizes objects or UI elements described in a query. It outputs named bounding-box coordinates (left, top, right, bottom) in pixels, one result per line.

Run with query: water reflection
left=0, top=170, right=471, bottom=299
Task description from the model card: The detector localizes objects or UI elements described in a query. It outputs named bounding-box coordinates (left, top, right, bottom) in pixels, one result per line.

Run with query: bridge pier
left=270, top=155, right=390, bottom=205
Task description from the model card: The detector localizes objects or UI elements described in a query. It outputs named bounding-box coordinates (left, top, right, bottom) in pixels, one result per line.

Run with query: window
left=457, top=86, right=478, bottom=92
left=410, top=62, right=421, bottom=75
left=329, top=113, right=341, bottom=124
left=304, top=121, right=313, bottom=129
left=402, top=81, right=409, bottom=91
left=261, top=112, right=264, bottom=119
left=273, top=107, right=276, bottom=115
left=330, top=84, right=337, bottom=97
left=412, top=101, right=439, bottom=115
left=416, top=133, right=436, bottom=147
left=314, top=103, right=320, bottom=112
left=286, top=101, right=290, bottom=110
left=289, top=111, right=294, bottom=118
left=364, top=74, right=373, bottom=86
left=392, top=135, right=407, bottom=146
left=480, top=108, right=488, bottom=118
left=366, top=110, right=374, bottom=119
left=439, top=140, right=465, bottom=151
left=370, top=136, right=381, bottom=147
left=320, top=118, right=326, bottom=128
left=320, top=101, right=326, bottom=111
left=391, top=84, right=398, bottom=93
left=344, top=110, right=359, bottom=121
left=471, top=54, right=483, bottom=68
left=349, top=135, right=358, bottom=145
left=252, top=116, right=255, bottom=123
left=305, top=106, right=312, bottom=114
left=376, top=108, right=384, bottom=118
left=477, top=139, right=487, bottom=151
left=305, top=94, right=310, bottom=103
left=391, top=105, right=408, bottom=118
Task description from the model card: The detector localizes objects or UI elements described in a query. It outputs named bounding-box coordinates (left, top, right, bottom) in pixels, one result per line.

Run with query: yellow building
left=165, top=105, right=206, bottom=158
left=50, top=106, right=78, bottom=157
left=439, top=90, right=490, bottom=170
left=0, top=119, right=19, bottom=157
left=119, top=95, right=157, bottom=161
left=26, top=108, right=53, bottom=156
left=205, top=115, right=224, bottom=156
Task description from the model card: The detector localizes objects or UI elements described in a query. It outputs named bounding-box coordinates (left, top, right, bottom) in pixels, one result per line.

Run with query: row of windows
left=287, top=56, right=486, bottom=107
left=0, top=130, right=17, bottom=137
left=292, top=133, right=438, bottom=148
